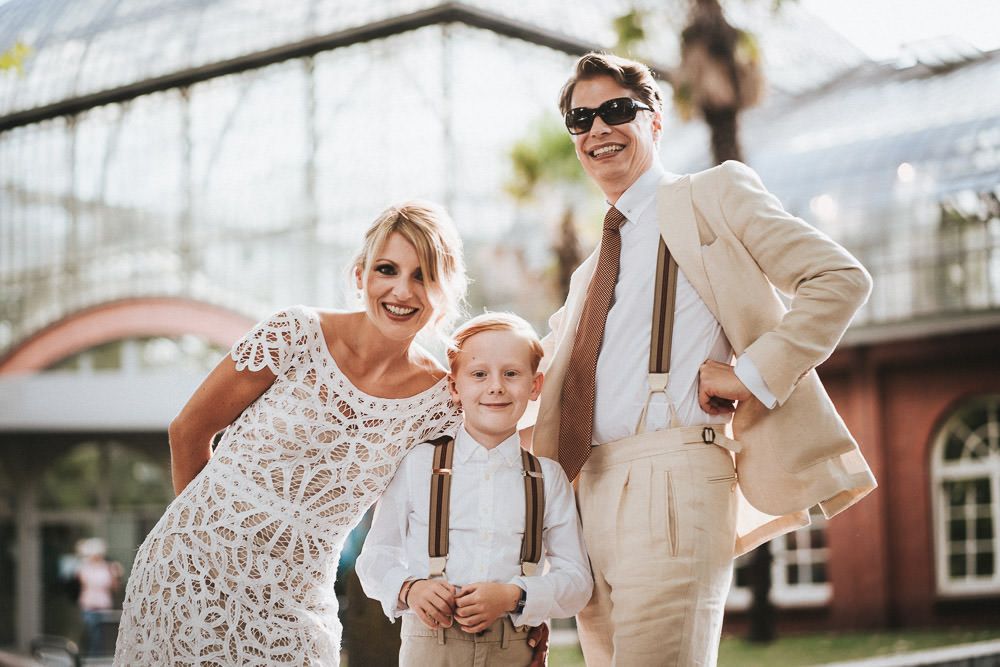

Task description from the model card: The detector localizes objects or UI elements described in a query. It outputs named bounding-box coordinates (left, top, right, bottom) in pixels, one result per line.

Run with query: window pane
left=949, top=553, right=967, bottom=577
left=812, top=563, right=827, bottom=583
left=975, top=552, right=994, bottom=576
left=974, top=479, right=992, bottom=505
left=811, top=528, right=826, bottom=549
left=944, top=434, right=964, bottom=460
left=786, top=564, right=799, bottom=585
left=950, top=519, right=967, bottom=541
left=977, top=517, right=994, bottom=540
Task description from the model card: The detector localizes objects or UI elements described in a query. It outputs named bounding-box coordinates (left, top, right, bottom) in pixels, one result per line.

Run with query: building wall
left=729, top=328, right=1000, bottom=635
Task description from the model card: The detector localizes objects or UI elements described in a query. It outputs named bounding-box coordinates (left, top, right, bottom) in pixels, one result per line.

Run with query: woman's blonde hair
left=447, top=312, right=544, bottom=373
left=353, top=200, right=467, bottom=335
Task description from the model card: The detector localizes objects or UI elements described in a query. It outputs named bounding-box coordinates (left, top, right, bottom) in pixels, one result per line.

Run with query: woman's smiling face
left=358, top=232, right=436, bottom=340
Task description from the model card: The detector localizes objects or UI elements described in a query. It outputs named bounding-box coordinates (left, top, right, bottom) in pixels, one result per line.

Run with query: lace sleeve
left=230, top=307, right=308, bottom=375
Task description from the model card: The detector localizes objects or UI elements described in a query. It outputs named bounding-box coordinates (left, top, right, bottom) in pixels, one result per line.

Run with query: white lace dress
left=114, top=306, right=460, bottom=666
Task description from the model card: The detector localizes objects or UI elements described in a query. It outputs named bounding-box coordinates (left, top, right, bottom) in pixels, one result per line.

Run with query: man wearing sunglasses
left=527, top=52, right=876, bottom=665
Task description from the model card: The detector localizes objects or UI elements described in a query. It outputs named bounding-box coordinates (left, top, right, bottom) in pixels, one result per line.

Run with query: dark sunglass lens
left=601, top=98, right=637, bottom=125
left=566, top=109, right=594, bottom=134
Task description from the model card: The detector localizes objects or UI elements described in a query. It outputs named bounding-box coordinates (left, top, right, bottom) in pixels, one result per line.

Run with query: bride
left=114, top=201, right=466, bottom=665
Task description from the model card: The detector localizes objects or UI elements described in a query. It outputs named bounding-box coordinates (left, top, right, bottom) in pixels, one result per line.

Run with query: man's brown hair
left=558, top=52, right=663, bottom=116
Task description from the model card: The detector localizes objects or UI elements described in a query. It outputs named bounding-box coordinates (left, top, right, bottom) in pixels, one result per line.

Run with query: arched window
left=931, top=394, right=1000, bottom=596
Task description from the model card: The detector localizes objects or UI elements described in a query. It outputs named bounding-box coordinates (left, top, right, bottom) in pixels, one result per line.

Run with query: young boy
left=357, top=313, right=592, bottom=666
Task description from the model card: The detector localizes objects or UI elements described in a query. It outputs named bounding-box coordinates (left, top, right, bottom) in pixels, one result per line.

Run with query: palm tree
left=506, top=117, right=594, bottom=300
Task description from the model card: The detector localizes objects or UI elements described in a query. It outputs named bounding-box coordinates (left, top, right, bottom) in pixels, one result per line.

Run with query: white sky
left=800, top=0, right=1000, bottom=60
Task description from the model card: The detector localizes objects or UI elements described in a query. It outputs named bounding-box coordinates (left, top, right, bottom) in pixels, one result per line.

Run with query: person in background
left=75, top=537, right=122, bottom=656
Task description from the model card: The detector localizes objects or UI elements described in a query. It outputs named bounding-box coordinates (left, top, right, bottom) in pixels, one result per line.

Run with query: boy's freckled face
left=448, top=330, right=543, bottom=448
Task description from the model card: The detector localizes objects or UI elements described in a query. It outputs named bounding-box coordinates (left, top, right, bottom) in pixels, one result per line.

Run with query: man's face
left=569, top=75, right=662, bottom=202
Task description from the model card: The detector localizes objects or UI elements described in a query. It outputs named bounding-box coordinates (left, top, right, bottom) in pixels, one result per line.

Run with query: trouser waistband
left=583, top=424, right=739, bottom=472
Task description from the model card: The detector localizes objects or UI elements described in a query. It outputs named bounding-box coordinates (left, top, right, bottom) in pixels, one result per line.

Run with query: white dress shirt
left=592, top=163, right=777, bottom=445
left=356, top=426, right=593, bottom=628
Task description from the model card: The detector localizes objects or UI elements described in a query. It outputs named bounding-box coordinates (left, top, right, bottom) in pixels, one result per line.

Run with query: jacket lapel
left=657, top=175, right=721, bottom=321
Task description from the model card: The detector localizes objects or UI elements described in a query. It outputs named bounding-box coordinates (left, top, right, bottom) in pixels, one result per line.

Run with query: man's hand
left=698, top=360, right=752, bottom=415
left=454, top=582, right=521, bottom=634
left=407, top=579, right=457, bottom=630
left=528, top=622, right=549, bottom=667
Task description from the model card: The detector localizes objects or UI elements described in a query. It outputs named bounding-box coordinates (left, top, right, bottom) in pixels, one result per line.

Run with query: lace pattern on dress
left=114, top=306, right=460, bottom=666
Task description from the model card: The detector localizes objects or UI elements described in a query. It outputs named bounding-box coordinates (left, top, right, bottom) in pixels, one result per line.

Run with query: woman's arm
left=168, top=356, right=275, bottom=495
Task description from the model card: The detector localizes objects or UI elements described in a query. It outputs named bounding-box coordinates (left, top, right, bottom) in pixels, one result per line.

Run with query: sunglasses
left=564, top=97, right=653, bottom=135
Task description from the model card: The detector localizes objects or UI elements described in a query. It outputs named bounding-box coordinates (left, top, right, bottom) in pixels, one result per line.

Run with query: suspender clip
left=433, top=467, right=452, bottom=475
left=428, top=556, right=448, bottom=578
left=520, top=561, right=539, bottom=576
left=522, top=470, right=543, bottom=479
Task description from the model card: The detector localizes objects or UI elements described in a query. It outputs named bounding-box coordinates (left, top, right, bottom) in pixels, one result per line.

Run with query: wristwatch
left=515, top=588, right=527, bottom=614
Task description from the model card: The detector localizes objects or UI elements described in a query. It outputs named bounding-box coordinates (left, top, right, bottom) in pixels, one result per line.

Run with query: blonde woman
left=115, top=201, right=468, bottom=666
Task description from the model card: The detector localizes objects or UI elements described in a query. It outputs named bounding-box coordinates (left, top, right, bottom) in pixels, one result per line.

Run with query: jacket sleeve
left=518, top=305, right=566, bottom=430
left=714, top=161, right=871, bottom=404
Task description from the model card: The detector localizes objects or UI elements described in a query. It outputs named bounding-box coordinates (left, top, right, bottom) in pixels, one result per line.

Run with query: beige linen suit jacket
left=530, top=160, right=877, bottom=556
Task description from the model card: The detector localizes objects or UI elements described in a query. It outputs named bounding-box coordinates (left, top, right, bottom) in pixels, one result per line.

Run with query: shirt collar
left=455, top=425, right=522, bottom=466
left=611, top=161, right=666, bottom=229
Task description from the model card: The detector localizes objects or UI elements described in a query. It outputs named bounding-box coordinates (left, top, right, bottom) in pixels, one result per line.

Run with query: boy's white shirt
left=356, top=424, right=593, bottom=629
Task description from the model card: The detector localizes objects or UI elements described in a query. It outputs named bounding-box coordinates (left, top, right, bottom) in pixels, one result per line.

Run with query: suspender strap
left=426, top=437, right=546, bottom=578
left=638, top=239, right=680, bottom=433
left=519, top=450, right=545, bottom=576
left=649, top=238, right=678, bottom=375
left=427, top=436, right=455, bottom=578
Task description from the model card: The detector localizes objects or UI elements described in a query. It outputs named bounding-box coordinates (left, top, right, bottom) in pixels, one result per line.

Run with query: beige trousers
left=399, top=614, right=533, bottom=667
left=575, top=426, right=738, bottom=667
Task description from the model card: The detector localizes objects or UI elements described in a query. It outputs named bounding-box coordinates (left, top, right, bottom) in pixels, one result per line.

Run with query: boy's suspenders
left=426, top=436, right=545, bottom=578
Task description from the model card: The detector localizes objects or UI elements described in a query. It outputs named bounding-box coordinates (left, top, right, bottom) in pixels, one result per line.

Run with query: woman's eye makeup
left=413, top=269, right=424, bottom=282
left=374, top=263, right=396, bottom=275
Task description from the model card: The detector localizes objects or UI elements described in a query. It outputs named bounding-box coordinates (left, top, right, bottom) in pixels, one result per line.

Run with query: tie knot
left=603, top=207, right=626, bottom=231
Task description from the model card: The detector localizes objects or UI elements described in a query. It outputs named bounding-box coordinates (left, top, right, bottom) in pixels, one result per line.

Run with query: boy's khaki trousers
left=399, top=615, right=532, bottom=667
left=575, top=426, right=739, bottom=667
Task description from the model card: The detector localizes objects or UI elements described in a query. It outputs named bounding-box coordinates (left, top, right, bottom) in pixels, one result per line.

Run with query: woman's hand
left=454, top=582, right=521, bottom=634
left=407, top=579, right=457, bottom=630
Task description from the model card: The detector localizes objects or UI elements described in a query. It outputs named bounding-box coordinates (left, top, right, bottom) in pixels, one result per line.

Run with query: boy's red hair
left=447, top=312, right=544, bottom=373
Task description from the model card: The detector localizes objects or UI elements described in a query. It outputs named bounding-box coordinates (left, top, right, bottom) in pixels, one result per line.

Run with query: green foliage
left=506, top=117, right=583, bottom=201
left=548, top=628, right=1000, bottom=666
left=0, top=41, right=32, bottom=74
left=737, top=29, right=762, bottom=66
left=37, top=441, right=172, bottom=510
left=613, top=9, right=647, bottom=54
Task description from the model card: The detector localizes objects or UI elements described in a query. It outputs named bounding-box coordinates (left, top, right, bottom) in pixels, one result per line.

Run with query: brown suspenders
left=650, top=238, right=678, bottom=376
left=637, top=238, right=680, bottom=433
left=520, top=450, right=545, bottom=577
left=426, top=436, right=545, bottom=578
left=427, top=435, right=455, bottom=578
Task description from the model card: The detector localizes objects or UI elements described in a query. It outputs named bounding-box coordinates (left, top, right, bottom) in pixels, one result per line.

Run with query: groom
left=529, top=52, right=876, bottom=665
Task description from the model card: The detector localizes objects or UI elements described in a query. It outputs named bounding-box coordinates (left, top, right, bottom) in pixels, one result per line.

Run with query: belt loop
left=500, top=618, right=509, bottom=649
left=436, top=628, right=445, bottom=645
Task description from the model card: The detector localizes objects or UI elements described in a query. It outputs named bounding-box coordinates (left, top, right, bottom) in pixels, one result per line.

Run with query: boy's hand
left=528, top=622, right=549, bottom=667
left=407, top=579, right=457, bottom=630
left=454, top=582, right=522, bottom=634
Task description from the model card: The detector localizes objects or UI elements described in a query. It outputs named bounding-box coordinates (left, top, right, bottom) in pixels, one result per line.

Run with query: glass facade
left=1, top=15, right=614, bottom=356
left=661, top=52, right=1000, bottom=330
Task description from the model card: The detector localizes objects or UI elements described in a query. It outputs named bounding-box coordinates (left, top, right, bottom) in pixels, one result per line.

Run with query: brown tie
left=557, top=206, right=626, bottom=481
